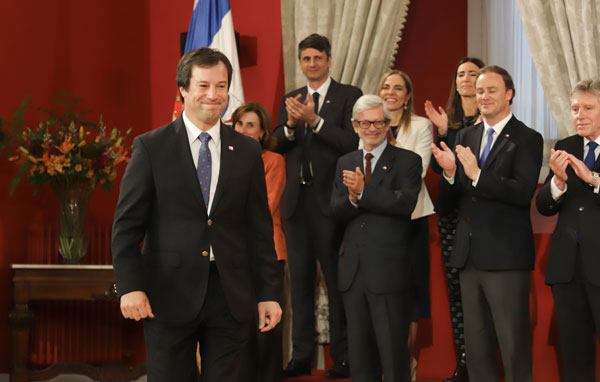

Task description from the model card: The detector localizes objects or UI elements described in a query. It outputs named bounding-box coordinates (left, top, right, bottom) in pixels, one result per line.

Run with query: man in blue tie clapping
left=431, top=65, right=543, bottom=382
left=536, top=79, right=600, bottom=382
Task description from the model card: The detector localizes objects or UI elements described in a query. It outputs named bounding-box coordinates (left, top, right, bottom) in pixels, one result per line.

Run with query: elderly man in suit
left=536, top=79, right=600, bottom=382
left=273, top=33, right=362, bottom=379
left=111, top=47, right=282, bottom=382
left=432, top=65, right=543, bottom=382
left=330, top=94, right=421, bottom=382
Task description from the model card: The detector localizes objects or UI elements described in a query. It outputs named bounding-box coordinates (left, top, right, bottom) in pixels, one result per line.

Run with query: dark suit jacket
left=437, top=116, right=543, bottom=270
left=536, top=135, right=600, bottom=286
left=112, top=117, right=282, bottom=324
left=272, top=79, right=362, bottom=219
left=329, top=144, right=422, bottom=293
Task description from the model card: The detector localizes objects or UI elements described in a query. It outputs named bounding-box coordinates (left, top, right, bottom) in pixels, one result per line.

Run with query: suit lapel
left=571, top=135, right=585, bottom=160
left=318, top=80, right=338, bottom=119
left=481, top=118, right=516, bottom=170
left=465, top=123, right=484, bottom=158
left=210, top=123, right=234, bottom=215
left=368, top=144, right=395, bottom=186
left=174, top=117, right=208, bottom=212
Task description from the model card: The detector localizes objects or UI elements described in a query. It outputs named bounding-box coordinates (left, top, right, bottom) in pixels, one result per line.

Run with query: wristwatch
left=590, top=171, right=599, bottom=187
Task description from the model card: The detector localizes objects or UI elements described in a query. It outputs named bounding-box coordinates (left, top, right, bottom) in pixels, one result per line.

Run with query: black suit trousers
left=283, top=184, right=347, bottom=363
left=143, top=264, right=252, bottom=382
left=552, top=248, right=600, bottom=382
left=342, top=269, right=411, bottom=382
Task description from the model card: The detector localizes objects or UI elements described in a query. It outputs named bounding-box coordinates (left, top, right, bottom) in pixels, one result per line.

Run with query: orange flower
left=57, top=135, right=75, bottom=154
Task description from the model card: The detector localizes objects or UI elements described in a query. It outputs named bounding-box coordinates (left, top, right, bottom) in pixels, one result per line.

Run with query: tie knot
left=199, top=132, right=211, bottom=143
left=486, top=127, right=494, bottom=138
left=365, top=153, right=374, bottom=161
left=588, top=141, right=598, bottom=151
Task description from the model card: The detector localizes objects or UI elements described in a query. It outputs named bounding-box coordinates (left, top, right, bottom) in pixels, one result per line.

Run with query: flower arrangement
left=3, top=93, right=132, bottom=262
left=6, top=93, right=131, bottom=194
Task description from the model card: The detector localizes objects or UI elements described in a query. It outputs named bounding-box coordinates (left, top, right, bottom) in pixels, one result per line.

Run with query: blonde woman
left=378, top=70, right=434, bottom=381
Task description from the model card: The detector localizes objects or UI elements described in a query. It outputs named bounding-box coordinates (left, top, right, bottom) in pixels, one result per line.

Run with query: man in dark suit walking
left=536, top=79, right=600, bottom=382
left=273, top=33, right=362, bottom=379
left=330, top=94, right=421, bottom=382
left=432, top=65, right=543, bottom=382
left=112, top=48, right=282, bottom=382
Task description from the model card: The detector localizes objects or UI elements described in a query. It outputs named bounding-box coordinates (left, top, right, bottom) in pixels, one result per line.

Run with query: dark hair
left=298, top=33, right=331, bottom=58
left=477, top=65, right=515, bottom=105
left=231, top=102, right=276, bottom=150
left=376, top=70, right=414, bottom=133
left=446, top=57, right=485, bottom=130
left=176, top=48, right=233, bottom=96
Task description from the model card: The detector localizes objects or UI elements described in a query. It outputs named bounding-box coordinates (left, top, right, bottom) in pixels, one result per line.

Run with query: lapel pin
left=228, top=145, right=234, bottom=151
left=382, top=165, right=388, bottom=171
left=504, top=134, right=510, bottom=138
left=325, top=100, right=331, bottom=104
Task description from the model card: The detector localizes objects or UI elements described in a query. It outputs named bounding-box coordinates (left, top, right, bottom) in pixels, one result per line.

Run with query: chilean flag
left=173, top=0, right=245, bottom=122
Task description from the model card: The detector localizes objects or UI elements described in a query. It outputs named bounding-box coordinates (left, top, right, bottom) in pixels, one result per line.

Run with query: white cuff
left=550, top=176, right=567, bottom=200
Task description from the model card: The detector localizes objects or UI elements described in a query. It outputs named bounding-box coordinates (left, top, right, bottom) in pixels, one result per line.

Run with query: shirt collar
left=307, top=76, right=332, bottom=98
left=483, top=112, right=513, bottom=136
left=183, top=110, right=221, bottom=147
left=364, top=139, right=387, bottom=159
left=583, top=135, right=600, bottom=146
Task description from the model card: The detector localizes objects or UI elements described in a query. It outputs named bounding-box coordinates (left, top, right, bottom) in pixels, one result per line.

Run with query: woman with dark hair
left=424, top=56, right=485, bottom=382
left=377, top=70, right=434, bottom=382
left=232, top=102, right=286, bottom=382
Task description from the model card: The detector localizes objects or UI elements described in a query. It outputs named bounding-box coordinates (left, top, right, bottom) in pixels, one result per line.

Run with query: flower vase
left=52, top=183, right=94, bottom=264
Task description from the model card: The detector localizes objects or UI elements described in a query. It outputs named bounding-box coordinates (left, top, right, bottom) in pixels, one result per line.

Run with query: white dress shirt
left=183, top=110, right=221, bottom=260
left=444, top=112, right=513, bottom=185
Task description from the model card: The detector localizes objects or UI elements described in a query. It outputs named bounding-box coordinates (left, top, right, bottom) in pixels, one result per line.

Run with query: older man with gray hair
left=536, top=79, right=600, bottom=382
left=329, top=94, right=422, bottom=382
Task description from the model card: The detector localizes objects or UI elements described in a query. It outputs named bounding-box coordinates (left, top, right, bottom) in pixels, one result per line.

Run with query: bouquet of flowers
left=7, top=94, right=131, bottom=194
left=4, top=93, right=132, bottom=262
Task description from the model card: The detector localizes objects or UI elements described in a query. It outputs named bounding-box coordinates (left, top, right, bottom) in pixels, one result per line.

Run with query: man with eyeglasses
left=330, top=94, right=421, bottom=382
left=272, top=33, right=362, bottom=379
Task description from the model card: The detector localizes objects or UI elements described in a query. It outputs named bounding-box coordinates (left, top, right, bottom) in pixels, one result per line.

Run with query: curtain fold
left=516, top=0, right=600, bottom=138
left=281, top=0, right=410, bottom=94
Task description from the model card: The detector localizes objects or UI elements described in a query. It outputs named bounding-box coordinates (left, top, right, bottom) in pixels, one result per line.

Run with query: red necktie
left=365, top=153, right=373, bottom=183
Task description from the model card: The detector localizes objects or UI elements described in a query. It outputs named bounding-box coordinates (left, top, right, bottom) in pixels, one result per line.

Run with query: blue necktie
left=197, top=132, right=212, bottom=207
left=478, top=127, right=495, bottom=167
left=584, top=141, right=598, bottom=170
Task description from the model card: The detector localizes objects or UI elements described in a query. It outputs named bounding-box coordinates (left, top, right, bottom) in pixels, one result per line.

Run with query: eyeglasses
left=355, top=120, right=389, bottom=129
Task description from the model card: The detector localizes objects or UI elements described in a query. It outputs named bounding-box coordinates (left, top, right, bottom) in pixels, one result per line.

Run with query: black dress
left=431, top=114, right=478, bottom=358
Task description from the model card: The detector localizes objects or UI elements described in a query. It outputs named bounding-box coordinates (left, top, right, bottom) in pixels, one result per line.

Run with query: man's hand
left=456, top=145, right=480, bottom=181
left=285, top=94, right=303, bottom=127
left=431, top=141, right=456, bottom=178
left=424, top=100, right=449, bottom=135
left=549, top=149, right=569, bottom=190
left=120, top=291, right=154, bottom=321
left=258, top=301, right=282, bottom=332
left=343, top=167, right=365, bottom=203
left=285, top=93, right=318, bottom=125
left=568, top=153, right=596, bottom=185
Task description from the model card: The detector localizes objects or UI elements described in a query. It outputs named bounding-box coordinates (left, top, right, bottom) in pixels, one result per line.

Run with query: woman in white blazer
left=378, top=70, right=434, bottom=382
